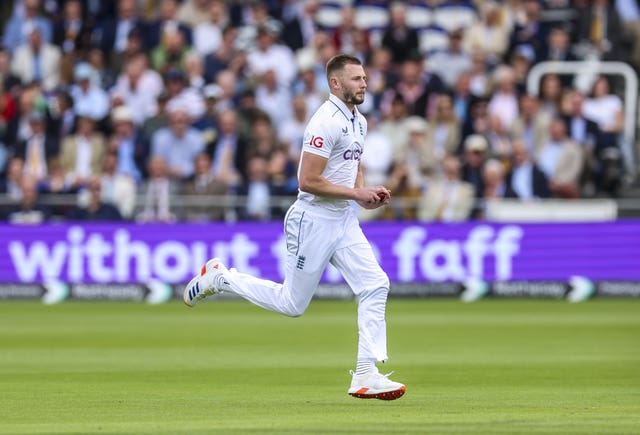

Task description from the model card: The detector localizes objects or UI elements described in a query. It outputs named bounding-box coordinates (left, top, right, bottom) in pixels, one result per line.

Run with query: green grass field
left=0, top=298, right=639, bottom=434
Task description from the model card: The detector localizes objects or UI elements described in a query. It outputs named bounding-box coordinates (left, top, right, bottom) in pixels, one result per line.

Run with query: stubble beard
left=343, top=89, right=365, bottom=106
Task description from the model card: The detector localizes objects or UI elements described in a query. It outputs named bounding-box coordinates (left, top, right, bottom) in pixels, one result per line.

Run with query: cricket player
left=184, top=54, right=405, bottom=401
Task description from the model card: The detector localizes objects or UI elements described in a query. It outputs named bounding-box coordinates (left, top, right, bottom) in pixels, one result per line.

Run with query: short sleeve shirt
left=297, top=94, right=368, bottom=212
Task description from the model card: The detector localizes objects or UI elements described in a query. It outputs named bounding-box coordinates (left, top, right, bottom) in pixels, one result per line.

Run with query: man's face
left=336, top=64, right=367, bottom=106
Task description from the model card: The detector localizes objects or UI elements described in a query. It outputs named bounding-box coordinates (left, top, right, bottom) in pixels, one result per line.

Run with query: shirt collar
left=329, top=93, right=358, bottom=122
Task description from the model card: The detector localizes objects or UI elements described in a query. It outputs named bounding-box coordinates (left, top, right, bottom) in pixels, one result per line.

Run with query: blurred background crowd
left=0, top=0, right=638, bottom=223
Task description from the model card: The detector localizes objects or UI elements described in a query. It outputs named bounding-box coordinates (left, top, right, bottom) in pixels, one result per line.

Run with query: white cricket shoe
left=348, top=367, right=406, bottom=400
left=183, top=258, right=231, bottom=307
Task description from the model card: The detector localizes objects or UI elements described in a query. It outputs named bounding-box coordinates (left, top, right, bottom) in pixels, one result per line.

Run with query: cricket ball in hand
left=377, top=192, right=388, bottom=201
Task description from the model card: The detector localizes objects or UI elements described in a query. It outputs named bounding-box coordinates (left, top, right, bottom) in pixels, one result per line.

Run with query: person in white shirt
left=183, top=54, right=406, bottom=401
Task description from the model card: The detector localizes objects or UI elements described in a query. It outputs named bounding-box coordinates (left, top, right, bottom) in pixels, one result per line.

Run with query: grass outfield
left=0, top=299, right=638, bottom=434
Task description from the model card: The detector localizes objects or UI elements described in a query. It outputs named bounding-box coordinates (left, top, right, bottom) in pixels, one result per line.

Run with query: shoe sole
left=183, top=274, right=200, bottom=307
left=349, top=386, right=406, bottom=401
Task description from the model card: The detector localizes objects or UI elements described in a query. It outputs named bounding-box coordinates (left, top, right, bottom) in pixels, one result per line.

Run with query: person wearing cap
left=110, top=105, right=147, bottom=183
left=69, top=62, right=110, bottom=121
left=192, top=83, right=223, bottom=132
left=10, top=23, right=61, bottom=91
left=461, top=133, right=489, bottom=198
left=163, top=68, right=206, bottom=120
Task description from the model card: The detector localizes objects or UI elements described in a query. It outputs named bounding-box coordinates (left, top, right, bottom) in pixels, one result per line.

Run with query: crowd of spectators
left=0, top=0, right=638, bottom=223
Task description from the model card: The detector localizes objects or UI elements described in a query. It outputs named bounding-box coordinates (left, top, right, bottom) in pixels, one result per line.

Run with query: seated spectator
left=541, top=26, right=577, bottom=63
left=151, top=102, right=205, bottom=180
left=181, top=152, right=227, bottom=221
left=193, top=83, right=223, bottom=135
left=505, top=139, right=551, bottom=200
left=425, top=94, right=461, bottom=162
left=94, top=0, right=144, bottom=57
left=392, top=117, right=433, bottom=188
left=3, top=0, right=53, bottom=54
left=137, top=156, right=176, bottom=222
left=0, top=158, right=25, bottom=201
left=100, top=152, right=137, bottom=220
left=69, top=63, right=110, bottom=122
left=146, top=0, right=193, bottom=49
left=69, top=176, right=122, bottom=221
left=381, top=2, right=419, bottom=64
left=538, top=73, right=564, bottom=118
left=193, top=0, right=227, bottom=57
left=141, top=92, right=170, bottom=144
left=360, top=115, right=394, bottom=188
left=364, top=47, right=396, bottom=115
left=10, top=25, right=61, bottom=92
left=163, top=68, right=205, bottom=120
left=59, top=114, right=106, bottom=188
left=482, top=158, right=507, bottom=201
left=15, top=111, right=59, bottom=183
left=574, top=0, right=629, bottom=61
left=487, top=65, right=519, bottom=131
left=417, top=155, right=475, bottom=222
left=3, top=174, right=50, bottom=224
left=110, top=54, right=163, bottom=126
left=468, top=49, right=491, bottom=97
left=184, top=51, right=206, bottom=91
left=0, top=46, right=21, bottom=93
left=278, top=95, right=309, bottom=164
left=331, top=6, right=370, bottom=62
left=255, top=69, right=293, bottom=130
left=429, top=29, right=472, bottom=91
left=208, top=108, right=248, bottom=188
left=379, top=95, right=410, bottom=157
left=178, top=0, right=216, bottom=28
left=237, top=155, right=275, bottom=221
left=486, top=115, right=513, bottom=163
left=463, top=1, right=509, bottom=63
left=150, top=29, right=194, bottom=75
left=247, top=23, right=297, bottom=87
left=203, top=25, right=239, bottom=83
left=109, top=105, right=148, bottom=182
left=615, top=0, right=640, bottom=70
left=582, top=76, right=623, bottom=138
left=511, top=93, right=551, bottom=155
left=461, top=134, right=489, bottom=198
left=507, top=0, right=548, bottom=62
left=292, top=57, right=326, bottom=116
left=536, top=117, right=583, bottom=198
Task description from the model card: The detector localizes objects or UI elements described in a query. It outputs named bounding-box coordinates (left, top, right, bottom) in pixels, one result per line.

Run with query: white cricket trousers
left=225, top=200, right=390, bottom=362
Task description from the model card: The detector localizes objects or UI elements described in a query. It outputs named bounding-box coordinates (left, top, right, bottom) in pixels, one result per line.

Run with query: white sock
left=355, top=359, right=375, bottom=375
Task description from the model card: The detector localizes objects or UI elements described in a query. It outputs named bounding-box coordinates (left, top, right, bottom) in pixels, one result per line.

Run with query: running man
left=184, top=54, right=405, bottom=401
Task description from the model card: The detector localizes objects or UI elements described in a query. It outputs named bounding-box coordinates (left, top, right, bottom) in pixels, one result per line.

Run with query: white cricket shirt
left=297, top=93, right=368, bottom=212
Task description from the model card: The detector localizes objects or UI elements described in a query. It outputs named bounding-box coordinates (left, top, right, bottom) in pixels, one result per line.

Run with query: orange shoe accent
left=349, top=386, right=406, bottom=401
left=213, top=264, right=219, bottom=269
left=200, top=264, right=207, bottom=276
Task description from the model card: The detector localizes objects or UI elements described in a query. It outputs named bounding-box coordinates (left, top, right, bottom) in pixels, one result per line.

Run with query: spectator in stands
left=69, top=63, right=110, bottom=122
left=281, top=0, right=320, bottom=52
left=381, top=56, right=442, bottom=119
left=395, top=116, right=438, bottom=182
left=59, top=113, right=106, bottom=188
left=150, top=29, right=193, bottom=74
left=53, top=0, right=92, bottom=84
left=365, top=47, right=396, bottom=114
left=151, top=102, right=204, bottom=180
left=425, top=93, right=461, bottom=163
left=536, top=117, right=583, bottom=198
left=94, top=0, right=144, bottom=57
left=381, top=2, right=419, bottom=64
left=482, top=158, right=507, bottom=200
left=451, top=71, right=477, bottom=127
left=537, top=73, right=564, bottom=118
left=541, top=26, right=577, bottom=63
left=193, top=83, right=222, bottom=134
left=69, top=176, right=122, bottom=221
left=0, top=46, right=21, bottom=93
left=505, top=139, right=551, bottom=200
left=111, top=54, right=163, bottom=126
left=331, top=6, right=370, bottom=62
left=109, top=27, right=145, bottom=75
left=461, top=134, right=489, bottom=198
left=247, top=22, right=297, bottom=87
left=487, top=65, right=519, bottom=131
left=292, top=55, right=326, bottom=116
left=255, top=69, right=293, bottom=130
left=208, top=108, right=247, bottom=188
left=11, top=25, right=61, bottom=92
left=379, top=95, right=409, bottom=155
left=509, top=45, right=536, bottom=95
left=203, top=25, right=239, bottom=83
left=468, top=49, right=491, bottom=97
left=109, top=105, right=148, bottom=182
left=237, top=154, right=275, bottom=221
left=429, top=28, right=472, bottom=91
left=146, top=0, right=193, bottom=51
left=138, top=155, right=176, bottom=222
left=184, top=51, right=206, bottom=91
left=507, top=0, right=548, bottom=62
left=163, top=68, right=205, bottom=120
left=15, top=111, right=58, bottom=183
left=3, top=0, right=53, bottom=54
left=4, top=174, right=50, bottom=223
left=417, top=154, right=474, bottom=222
left=615, top=0, right=640, bottom=69
left=361, top=115, right=393, bottom=188
left=582, top=75, right=623, bottom=139
left=0, top=157, right=26, bottom=201
left=463, top=1, right=509, bottom=63
left=574, top=0, right=629, bottom=61
left=278, top=94, right=308, bottom=164
left=486, top=115, right=513, bottom=163
left=99, top=151, right=136, bottom=220
left=193, top=0, right=227, bottom=57
left=178, top=0, right=214, bottom=28
left=511, top=93, right=552, bottom=155
left=181, top=152, right=227, bottom=221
